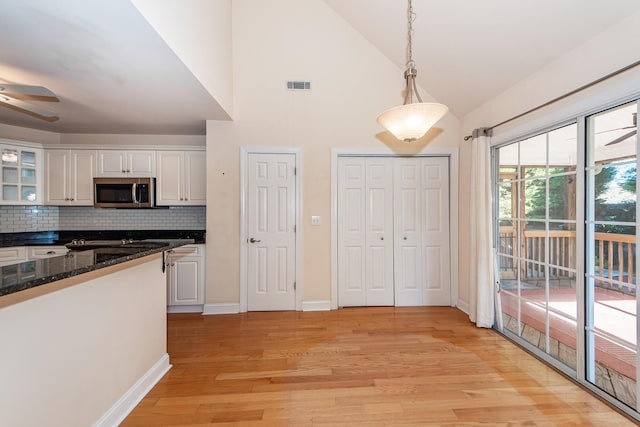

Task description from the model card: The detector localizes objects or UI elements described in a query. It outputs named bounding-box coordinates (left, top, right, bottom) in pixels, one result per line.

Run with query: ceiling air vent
left=287, top=81, right=311, bottom=90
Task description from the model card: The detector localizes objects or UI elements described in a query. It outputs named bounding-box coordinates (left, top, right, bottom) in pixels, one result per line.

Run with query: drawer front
left=28, top=246, right=69, bottom=259
left=0, top=247, right=27, bottom=262
left=169, top=244, right=202, bottom=257
left=0, top=247, right=27, bottom=267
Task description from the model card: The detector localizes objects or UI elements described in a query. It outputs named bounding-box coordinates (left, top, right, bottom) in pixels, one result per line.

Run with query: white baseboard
left=202, top=303, right=240, bottom=315
left=456, top=299, right=470, bottom=315
left=302, top=300, right=331, bottom=311
left=94, top=353, right=171, bottom=427
left=167, top=305, right=204, bottom=314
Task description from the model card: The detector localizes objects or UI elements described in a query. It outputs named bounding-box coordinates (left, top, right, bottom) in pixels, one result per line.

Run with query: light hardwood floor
left=122, top=307, right=637, bottom=426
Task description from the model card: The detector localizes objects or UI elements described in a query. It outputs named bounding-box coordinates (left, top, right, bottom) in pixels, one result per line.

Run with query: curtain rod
left=463, top=59, right=640, bottom=141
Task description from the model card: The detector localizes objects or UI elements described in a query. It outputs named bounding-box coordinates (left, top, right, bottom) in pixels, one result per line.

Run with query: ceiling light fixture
left=376, top=0, right=448, bottom=142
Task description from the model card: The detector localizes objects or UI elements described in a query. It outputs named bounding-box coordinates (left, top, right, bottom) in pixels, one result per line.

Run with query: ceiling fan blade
left=597, top=125, right=636, bottom=134
left=605, top=129, right=637, bottom=146
left=0, top=94, right=59, bottom=121
left=0, top=84, right=58, bottom=99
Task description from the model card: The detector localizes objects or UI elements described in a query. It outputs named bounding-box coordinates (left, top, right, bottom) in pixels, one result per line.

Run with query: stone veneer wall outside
left=0, top=205, right=205, bottom=233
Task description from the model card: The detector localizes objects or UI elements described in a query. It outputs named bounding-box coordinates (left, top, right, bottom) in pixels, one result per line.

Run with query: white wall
left=0, top=255, right=168, bottom=427
left=457, top=9, right=640, bottom=308
left=205, top=0, right=460, bottom=307
left=132, top=0, right=233, bottom=119
left=0, top=123, right=60, bottom=145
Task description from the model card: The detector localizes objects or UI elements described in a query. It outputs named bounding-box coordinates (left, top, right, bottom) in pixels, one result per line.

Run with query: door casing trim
left=240, top=146, right=302, bottom=312
left=331, top=147, right=459, bottom=310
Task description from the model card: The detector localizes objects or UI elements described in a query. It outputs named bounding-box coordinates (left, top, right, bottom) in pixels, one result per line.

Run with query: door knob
left=249, top=238, right=261, bottom=243
left=380, top=237, right=384, bottom=240
left=404, top=237, right=407, bottom=240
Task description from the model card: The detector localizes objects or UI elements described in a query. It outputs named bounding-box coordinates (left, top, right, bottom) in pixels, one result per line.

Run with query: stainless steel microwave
left=93, top=177, right=155, bottom=208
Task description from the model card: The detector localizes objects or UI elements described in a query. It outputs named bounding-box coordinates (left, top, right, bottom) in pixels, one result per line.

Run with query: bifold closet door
left=337, top=157, right=394, bottom=306
left=394, top=157, right=451, bottom=306
left=337, top=156, right=450, bottom=307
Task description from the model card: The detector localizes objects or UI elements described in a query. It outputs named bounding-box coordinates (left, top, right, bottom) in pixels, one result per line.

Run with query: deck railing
left=498, top=227, right=636, bottom=292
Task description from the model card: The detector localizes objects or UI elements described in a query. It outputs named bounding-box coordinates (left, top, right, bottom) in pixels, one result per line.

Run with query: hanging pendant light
left=377, top=0, right=448, bottom=142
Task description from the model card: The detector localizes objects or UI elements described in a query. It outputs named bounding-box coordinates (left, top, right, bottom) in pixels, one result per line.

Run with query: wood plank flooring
left=122, top=307, right=637, bottom=426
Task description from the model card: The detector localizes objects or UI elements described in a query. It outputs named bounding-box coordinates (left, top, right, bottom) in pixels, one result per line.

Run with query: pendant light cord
left=407, top=0, right=416, bottom=69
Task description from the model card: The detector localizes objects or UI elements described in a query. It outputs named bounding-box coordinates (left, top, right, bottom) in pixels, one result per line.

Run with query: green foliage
left=619, top=166, right=636, bottom=194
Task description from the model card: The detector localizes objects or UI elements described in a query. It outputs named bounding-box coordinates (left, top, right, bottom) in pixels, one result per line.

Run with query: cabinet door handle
left=46, top=251, right=56, bottom=255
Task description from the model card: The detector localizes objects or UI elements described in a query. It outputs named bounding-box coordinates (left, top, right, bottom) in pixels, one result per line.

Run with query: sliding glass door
left=585, top=101, right=638, bottom=409
left=494, top=98, right=639, bottom=416
left=495, top=123, right=578, bottom=372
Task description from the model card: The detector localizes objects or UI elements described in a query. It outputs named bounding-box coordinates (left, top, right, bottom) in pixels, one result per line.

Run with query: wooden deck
left=501, top=288, right=637, bottom=381
left=121, top=307, right=635, bottom=426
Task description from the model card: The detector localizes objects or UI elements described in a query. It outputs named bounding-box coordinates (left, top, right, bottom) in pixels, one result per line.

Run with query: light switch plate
left=311, top=215, right=321, bottom=226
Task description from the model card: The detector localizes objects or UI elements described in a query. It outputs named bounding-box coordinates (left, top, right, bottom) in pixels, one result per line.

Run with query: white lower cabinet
left=166, top=244, right=205, bottom=312
left=0, top=247, right=27, bottom=267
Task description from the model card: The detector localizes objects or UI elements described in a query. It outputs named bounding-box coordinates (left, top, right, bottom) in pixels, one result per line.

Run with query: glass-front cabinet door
left=1, top=143, right=42, bottom=204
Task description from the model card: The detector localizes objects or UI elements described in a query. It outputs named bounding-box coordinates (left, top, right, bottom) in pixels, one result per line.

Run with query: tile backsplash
left=0, top=206, right=60, bottom=233
left=1, top=205, right=205, bottom=233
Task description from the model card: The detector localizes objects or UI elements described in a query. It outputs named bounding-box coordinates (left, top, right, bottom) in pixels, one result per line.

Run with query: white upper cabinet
left=96, top=150, right=155, bottom=177
left=0, top=143, right=42, bottom=205
left=45, top=149, right=96, bottom=206
left=156, top=150, right=206, bottom=206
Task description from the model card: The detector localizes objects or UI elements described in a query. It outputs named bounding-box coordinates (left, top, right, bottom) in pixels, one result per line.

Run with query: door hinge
left=294, top=167, right=297, bottom=175
left=294, top=225, right=296, bottom=233
left=294, top=281, right=297, bottom=290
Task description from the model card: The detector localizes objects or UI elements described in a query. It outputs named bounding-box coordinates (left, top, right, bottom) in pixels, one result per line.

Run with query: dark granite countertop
left=0, top=239, right=193, bottom=298
left=0, top=230, right=205, bottom=247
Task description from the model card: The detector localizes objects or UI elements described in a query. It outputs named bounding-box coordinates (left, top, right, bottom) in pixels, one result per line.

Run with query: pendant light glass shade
left=377, top=102, right=448, bottom=142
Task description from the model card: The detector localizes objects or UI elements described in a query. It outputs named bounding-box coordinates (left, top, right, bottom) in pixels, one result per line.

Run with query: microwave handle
left=132, top=183, right=138, bottom=203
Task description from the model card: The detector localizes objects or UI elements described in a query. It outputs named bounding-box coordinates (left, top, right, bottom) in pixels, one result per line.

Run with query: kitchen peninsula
left=0, top=236, right=195, bottom=427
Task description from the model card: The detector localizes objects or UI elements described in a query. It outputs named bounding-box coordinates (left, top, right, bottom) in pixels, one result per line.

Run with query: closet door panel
left=365, top=158, right=394, bottom=305
left=338, top=158, right=366, bottom=306
left=394, top=158, right=423, bottom=306
left=421, top=158, right=451, bottom=305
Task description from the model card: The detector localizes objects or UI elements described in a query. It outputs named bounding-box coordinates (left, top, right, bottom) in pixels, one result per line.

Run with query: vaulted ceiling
left=0, top=0, right=638, bottom=135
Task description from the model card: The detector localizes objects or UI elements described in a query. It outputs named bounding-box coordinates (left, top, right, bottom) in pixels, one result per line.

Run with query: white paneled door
left=337, top=157, right=394, bottom=306
left=394, top=157, right=423, bottom=306
left=338, top=156, right=451, bottom=307
left=247, top=153, right=297, bottom=311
